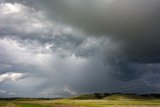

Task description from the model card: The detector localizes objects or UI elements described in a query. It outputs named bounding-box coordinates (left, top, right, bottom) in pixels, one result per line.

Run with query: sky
left=0, top=0, right=160, bottom=98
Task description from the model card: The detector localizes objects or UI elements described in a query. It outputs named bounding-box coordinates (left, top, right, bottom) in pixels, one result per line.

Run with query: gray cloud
left=37, top=0, right=160, bottom=63
left=0, top=0, right=160, bottom=98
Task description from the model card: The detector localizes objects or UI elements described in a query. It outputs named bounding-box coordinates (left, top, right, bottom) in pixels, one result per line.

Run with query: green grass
left=18, top=104, right=52, bottom=107
left=1, top=99, right=160, bottom=107
left=53, top=99, right=160, bottom=107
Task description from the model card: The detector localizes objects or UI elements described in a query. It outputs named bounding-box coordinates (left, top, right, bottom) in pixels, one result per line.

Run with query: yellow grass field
left=1, top=99, right=160, bottom=107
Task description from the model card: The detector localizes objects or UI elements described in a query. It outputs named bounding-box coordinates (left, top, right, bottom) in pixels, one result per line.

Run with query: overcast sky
left=0, top=0, right=160, bottom=98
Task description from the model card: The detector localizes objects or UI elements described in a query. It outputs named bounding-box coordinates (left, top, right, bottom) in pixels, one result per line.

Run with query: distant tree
left=94, top=93, right=103, bottom=99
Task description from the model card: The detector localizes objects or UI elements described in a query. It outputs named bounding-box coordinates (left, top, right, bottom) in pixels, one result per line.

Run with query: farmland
left=1, top=94, right=160, bottom=107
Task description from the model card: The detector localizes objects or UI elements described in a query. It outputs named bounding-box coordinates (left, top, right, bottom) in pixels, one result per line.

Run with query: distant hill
left=71, top=93, right=112, bottom=100
left=103, top=94, right=146, bottom=100
left=71, top=94, right=98, bottom=99
left=1, top=93, right=160, bottom=101
left=141, top=94, right=160, bottom=99
left=70, top=93, right=160, bottom=100
left=14, top=98, right=41, bottom=101
left=0, top=98, right=54, bottom=101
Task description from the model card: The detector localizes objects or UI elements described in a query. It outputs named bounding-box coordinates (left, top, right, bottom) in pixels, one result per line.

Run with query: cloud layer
left=38, top=0, right=160, bottom=63
left=0, top=0, right=160, bottom=98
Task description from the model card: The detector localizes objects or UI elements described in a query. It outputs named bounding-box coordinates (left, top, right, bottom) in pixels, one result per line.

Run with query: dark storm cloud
left=31, top=0, right=160, bottom=92
left=37, top=0, right=160, bottom=63
left=0, top=0, right=160, bottom=98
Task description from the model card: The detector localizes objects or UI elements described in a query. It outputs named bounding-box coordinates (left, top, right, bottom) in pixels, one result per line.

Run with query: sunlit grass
left=1, top=99, right=160, bottom=107
left=18, top=104, right=52, bottom=107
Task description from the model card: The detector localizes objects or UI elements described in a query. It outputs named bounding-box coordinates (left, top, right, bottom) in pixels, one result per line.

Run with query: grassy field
left=1, top=94, right=160, bottom=107
left=1, top=99, right=160, bottom=107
